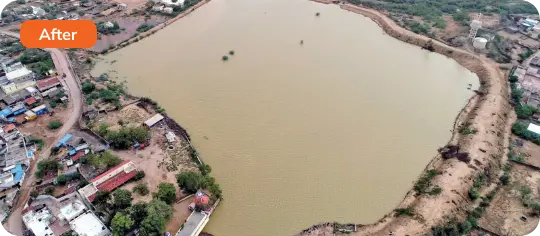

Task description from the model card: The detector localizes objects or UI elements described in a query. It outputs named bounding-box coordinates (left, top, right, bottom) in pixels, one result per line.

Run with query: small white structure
left=160, top=0, right=185, bottom=6
left=473, top=37, right=488, bottom=49
left=166, top=131, right=176, bottom=143
left=528, top=123, right=540, bottom=135
left=152, top=5, right=165, bottom=11
left=102, top=21, right=115, bottom=29
left=144, top=114, right=164, bottom=128
left=70, top=212, right=111, bottom=236
left=163, top=7, right=174, bottom=14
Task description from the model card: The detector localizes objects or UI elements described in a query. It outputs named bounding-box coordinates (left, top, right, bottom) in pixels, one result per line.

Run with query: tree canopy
left=113, top=189, right=132, bottom=209
left=146, top=199, right=172, bottom=221
left=111, top=212, right=134, bottom=236
left=176, top=171, right=207, bottom=194
left=129, top=202, right=148, bottom=224
left=153, top=183, right=176, bottom=204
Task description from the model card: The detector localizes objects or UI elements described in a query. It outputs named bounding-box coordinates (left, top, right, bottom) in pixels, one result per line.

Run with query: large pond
left=93, top=0, right=479, bottom=235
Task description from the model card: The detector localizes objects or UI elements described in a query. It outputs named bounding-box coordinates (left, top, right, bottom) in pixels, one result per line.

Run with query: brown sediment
left=299, top=2, right=514, bottom=236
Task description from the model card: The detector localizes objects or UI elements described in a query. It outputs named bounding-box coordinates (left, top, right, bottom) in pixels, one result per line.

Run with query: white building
left=59, top=200, right=86, bottom=222
left=6, top=66, right=33, bottom=82
left=163, top=7, right=174, bottom=14
left=103, top=21, right=115, bottom=29
left=70, top=212, right=111, bottom=236
left=157, top=0, right=185, bottom=6
left=152, top=5, right=165, bottom=11
left=22, top=208, right=55, bottom=236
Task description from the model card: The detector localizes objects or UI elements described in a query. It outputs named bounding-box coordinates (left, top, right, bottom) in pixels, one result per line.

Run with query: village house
left=22, top=192, right=111, bottom=236
left=37, top=77, right=61, bottom=92
left=78, top=160, right=139, bottom=202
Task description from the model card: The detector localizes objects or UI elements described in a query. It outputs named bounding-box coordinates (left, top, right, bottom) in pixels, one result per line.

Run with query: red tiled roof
left=37, top=77, right=60, bottom=89
left=3, top=124, right=15, bottom=133
left=25, top=97, right=36, bottom=105
left=92, top=160, right=131, bottom=183
left=71, top=151, right=86, bottom=161
left=15, top=114, right=25, bottom=124
left=88, top=194, right=96, bottom=202
left=96, top=169, right=137, bottom=192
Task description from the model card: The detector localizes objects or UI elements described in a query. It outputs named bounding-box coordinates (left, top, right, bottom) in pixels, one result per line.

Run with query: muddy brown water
left=92, top=0, right=479, bottom=235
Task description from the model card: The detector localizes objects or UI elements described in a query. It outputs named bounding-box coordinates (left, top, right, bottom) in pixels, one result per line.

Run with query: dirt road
left=0, top=31, right=84, bottom=235
left=299, top=3, right=512, bottom=236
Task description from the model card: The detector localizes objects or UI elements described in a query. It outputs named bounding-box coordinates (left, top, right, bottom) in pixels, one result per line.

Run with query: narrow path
left=0, top=31, right=84, bottom=236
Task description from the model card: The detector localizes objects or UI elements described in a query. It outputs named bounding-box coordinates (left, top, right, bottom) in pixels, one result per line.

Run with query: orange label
left=20, top=20, right=97, bottom=48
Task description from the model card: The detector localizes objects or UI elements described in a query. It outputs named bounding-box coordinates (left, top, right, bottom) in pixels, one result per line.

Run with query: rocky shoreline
left=298, top=2, right=513, bottom=236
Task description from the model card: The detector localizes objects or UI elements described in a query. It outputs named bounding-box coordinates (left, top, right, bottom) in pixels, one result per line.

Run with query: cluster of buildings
left=2, top=0, right=128, bottom=24
left=151, top=0, right=186, bottom=14
left=22, top=192, right=111, bottom=236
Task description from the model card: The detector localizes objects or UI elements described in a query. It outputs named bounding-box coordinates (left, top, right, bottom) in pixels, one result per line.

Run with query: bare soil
left=299, top=2, right=512, bottom=236
left=18, top=104, right=72, bottom=151
left=479, top=164, right=540, bottom=235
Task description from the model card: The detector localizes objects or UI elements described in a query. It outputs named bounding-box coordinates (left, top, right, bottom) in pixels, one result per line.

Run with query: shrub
left=222, top=55, right=229, bottom=61
left=44, top=186, right=55, bottom=195
left=50, top=100, right=57, bottom=108
left=82, top=81, right=96, bottom=94
left=48, top=120, right=63, bottom=129
left=500, top=173, right=510, bottom=185
left=27, top=136, right=44, bottom=151
left=413, top=169, right=442, bottom=195
left=394, top=206, right=414, bottom=216
left=134, top=183, right=149, bottom=196
left=229, top=50, right=235, bottom=55
left=509, top=75, right=519, bottom=83
left=153, top=183, right=176, bottom=204
left=133, top=171, right=145, bottom=181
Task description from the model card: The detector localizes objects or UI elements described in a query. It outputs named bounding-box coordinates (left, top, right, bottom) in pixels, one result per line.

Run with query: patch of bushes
left=137, top=23, right=153, bottom=33
left=48, top=120, right=63, bottom=129
left=26, top=136, right=44, bottom=151
left=56, top=173, right=81, bottom=185
left=413, top=169, right=442, bottom=195
left=35, top=159, right=61, bottom=178
left=104, top=126, right=151, bottom=150
left=134, top=183, right=149, bottom=196
left=394, top=206, right=414, bottom=217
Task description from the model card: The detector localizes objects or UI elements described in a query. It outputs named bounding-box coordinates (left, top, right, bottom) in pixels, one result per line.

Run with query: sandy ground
left=479, top=164, right=540, bottom=235
left=299, top=2, right=513, bottom=236
left=165, top=196, right=194, bottom=233
left=512, top=135, right=540, bottom=168
left=17, top=105, right=71, bottom=150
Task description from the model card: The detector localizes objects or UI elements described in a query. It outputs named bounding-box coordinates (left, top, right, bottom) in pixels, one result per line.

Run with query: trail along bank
left=92, top=0, right=482, bottom=234
left=299, top=2, right=513, bottom=236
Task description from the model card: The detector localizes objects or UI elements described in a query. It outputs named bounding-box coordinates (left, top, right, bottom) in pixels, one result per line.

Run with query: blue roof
left=0, top=108, right=12, bottom=117
left=27, top=151, right=34, bottom=158
left=56, top=134, right=73, bottom=148
left=11, top=164, right=23, bottom=182
left=69, top=149, right=76, bottom=155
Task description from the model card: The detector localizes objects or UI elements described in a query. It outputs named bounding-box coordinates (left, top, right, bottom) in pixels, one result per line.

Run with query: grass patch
left=414, top=169, right=442, bottom=195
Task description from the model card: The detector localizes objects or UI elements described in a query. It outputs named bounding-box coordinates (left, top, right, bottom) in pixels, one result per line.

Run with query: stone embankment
left=299, top=2, right=513, bottom=236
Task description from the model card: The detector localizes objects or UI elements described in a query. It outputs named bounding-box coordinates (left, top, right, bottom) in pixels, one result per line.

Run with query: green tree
left=153, top=183, right=176, bottom=204
left=146, top=199, right=172, bottom=221
left=176, top=171, right=207, bottom=194
left=515, top=105, right=537, bottom=119
left=111, top=212, right=134, bottom=236
left=48, top=120, right=63, bottom=129
left=133, top=183, right=149, bottom=196
left=82, top=81, right=96, bottom=94
left=139, top=214, right=166, bottom=236
left=93, top=191, right=111, bottom=206
left=129, top=202, right=148, bottom=224
left=113, top=189, right=132, bottom=209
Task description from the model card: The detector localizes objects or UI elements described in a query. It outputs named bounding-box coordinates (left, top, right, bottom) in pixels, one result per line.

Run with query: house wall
left=2, top=80, right=37, bottom=95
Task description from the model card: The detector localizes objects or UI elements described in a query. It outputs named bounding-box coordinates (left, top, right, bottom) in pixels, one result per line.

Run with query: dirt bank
left=299, top=3, right=513, bottom=236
